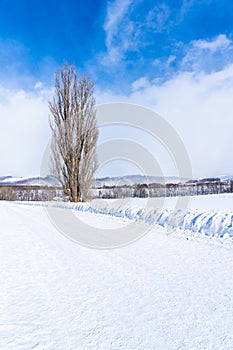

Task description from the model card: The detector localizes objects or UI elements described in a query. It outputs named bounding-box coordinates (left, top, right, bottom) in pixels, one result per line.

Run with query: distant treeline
left=0, top=186, right=63, bottom=201
left=93, top=179, right=233, bottom=199
left=0, top=179, right=232, bottom=201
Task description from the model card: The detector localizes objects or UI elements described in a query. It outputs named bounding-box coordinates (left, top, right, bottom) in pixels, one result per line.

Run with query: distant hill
left=0, top=175, right=61, bottom=187
left=1, top=174, right=232, bottom=188
left=94, top=175, right=188, bottom=187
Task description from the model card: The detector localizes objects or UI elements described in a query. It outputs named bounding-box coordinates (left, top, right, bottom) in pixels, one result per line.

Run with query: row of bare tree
left=0, top=186, right=63, bottom=201
left=94, top=180, right=233, bottom=199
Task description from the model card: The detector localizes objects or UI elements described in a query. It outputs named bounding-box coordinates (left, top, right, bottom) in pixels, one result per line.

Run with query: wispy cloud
left=102, top=0, right=172, bottom=67
left=104, top=0, right=132, bottom=38
left=131, top=77, right=150, bottom=91
left=146, top=3, right=171, bottom=33
left=178, top=0, right=214, bottom=24
left=182, top=34, right=233, bottom=72
left=103, top=0, right=134, bottom=65
left=192, top=34, right=231, bottom=52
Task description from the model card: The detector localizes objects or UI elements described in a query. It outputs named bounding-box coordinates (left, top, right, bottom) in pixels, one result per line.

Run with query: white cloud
left=192, top=34, right=231, bottom=52
left=0, top=87, right=51, bottom=176
left=34, top=81, right=43, bottom=89
left=103, top=0, right=133, bottom=65
left=131, top=77, right=150, bottom=91
left=1, top=64, right=233, bottom=179
left=102, top=0, right=172, bottom=66
left=146, top=3, right=171, bottom=32
left=151, top=55, right=176, bottom=74
left=167, top=55, right=176, bottom=65
left=97, top=65, right=233, bottom=178
left=104, top=0, right=132, bottom=36
left=2, top=29, right=233, bottom=179
left=182, top=34, right=233, bottom=71
left=179, top=0, right=199, bottom=22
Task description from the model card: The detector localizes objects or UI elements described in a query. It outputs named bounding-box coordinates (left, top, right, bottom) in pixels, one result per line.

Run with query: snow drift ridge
left=16, top=199, right=233, bottom=241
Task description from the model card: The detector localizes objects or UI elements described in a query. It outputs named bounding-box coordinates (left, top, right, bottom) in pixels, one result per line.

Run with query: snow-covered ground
left=1, top=195, right=233, bottom=349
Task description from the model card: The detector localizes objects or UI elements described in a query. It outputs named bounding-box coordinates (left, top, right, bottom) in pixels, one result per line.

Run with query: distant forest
left=0, top=178, right=232, bottom=201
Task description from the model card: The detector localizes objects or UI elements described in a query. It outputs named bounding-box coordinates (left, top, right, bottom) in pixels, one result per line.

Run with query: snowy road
left=1, top=201, right=233, bottom=349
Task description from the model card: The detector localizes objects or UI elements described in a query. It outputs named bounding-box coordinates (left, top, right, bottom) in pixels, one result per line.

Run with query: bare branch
left=49, top=62, right=98, bottom=202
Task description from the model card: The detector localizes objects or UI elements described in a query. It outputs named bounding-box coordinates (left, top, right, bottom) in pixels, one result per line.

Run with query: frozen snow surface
left=1, top=194, right=233, bottom=349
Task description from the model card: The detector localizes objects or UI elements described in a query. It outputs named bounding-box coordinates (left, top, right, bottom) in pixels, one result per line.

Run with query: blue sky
left=1, top=0, right=233, bottom=91
left=1, top=0, right=233, bottom=178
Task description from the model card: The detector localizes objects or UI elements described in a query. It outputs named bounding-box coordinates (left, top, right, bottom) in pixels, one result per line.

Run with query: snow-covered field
left=1, top=195, right=233, bottom=349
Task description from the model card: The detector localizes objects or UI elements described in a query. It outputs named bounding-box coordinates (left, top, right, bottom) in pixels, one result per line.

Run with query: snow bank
left=15, top=194, right=233, bottom=241
left=72, top=203, right=233, bottom=240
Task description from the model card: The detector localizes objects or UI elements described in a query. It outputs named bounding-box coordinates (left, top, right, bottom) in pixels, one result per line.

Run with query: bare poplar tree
left=49, top=62, right=98, bottom=202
